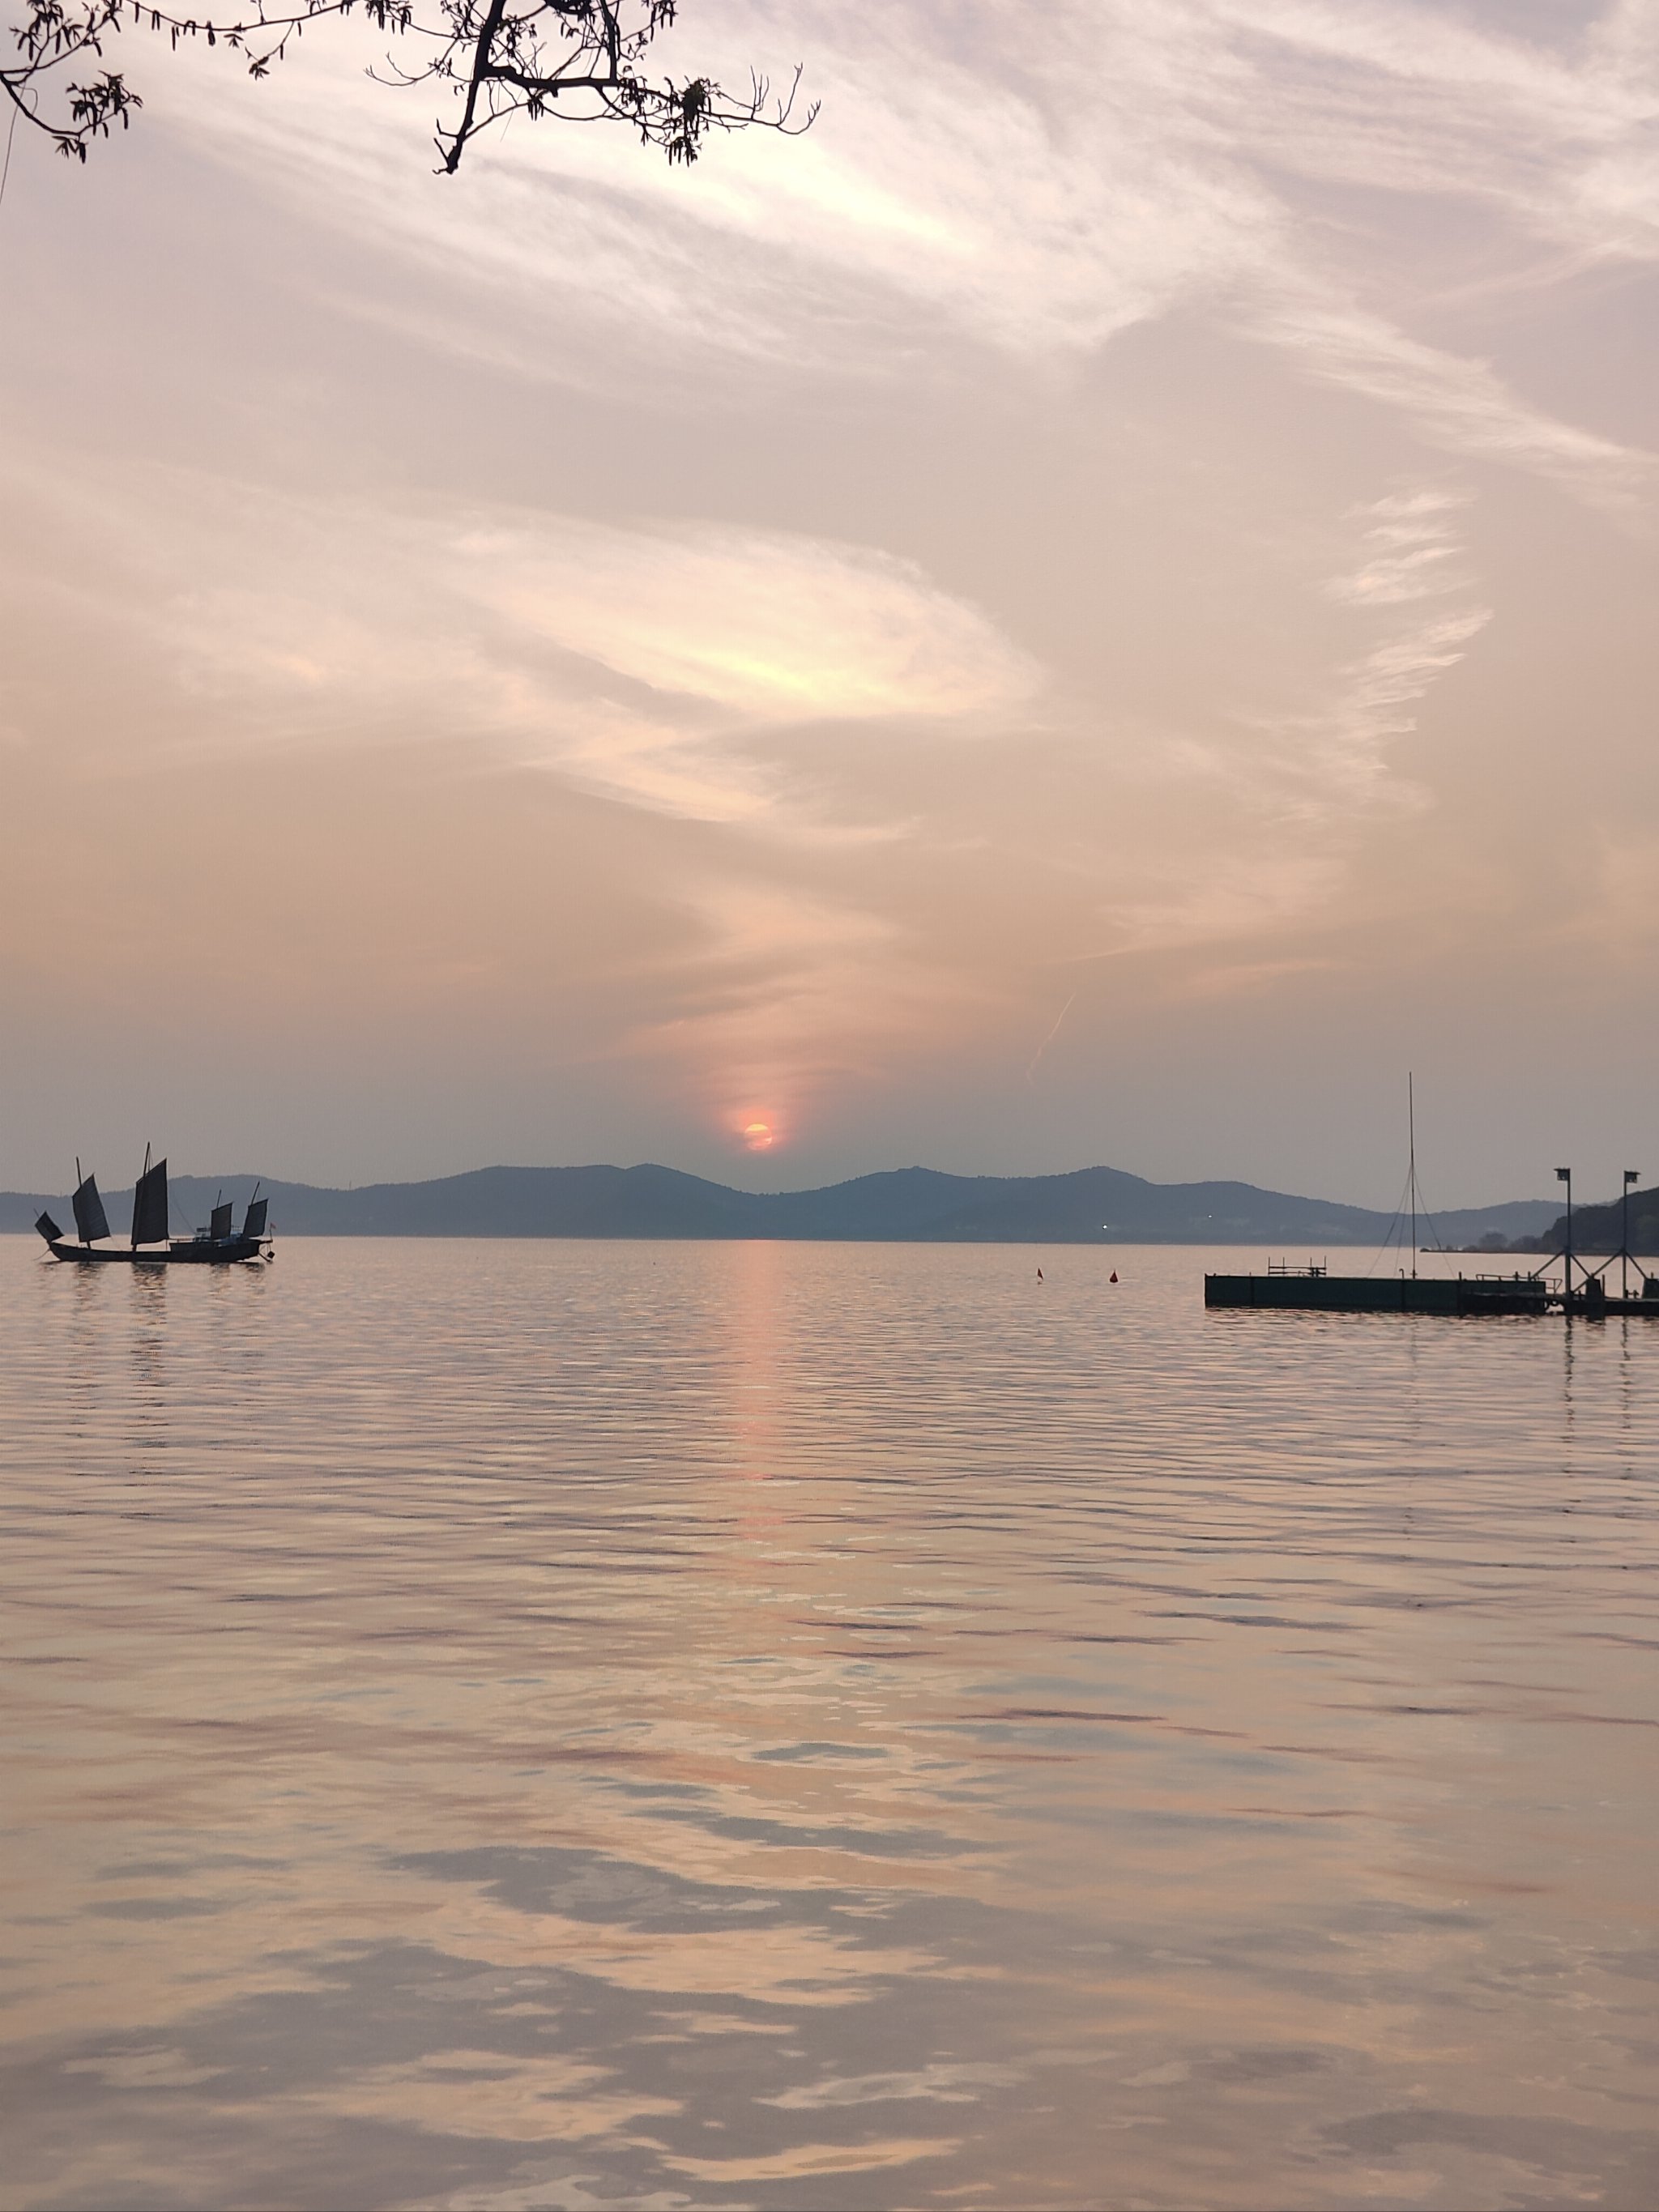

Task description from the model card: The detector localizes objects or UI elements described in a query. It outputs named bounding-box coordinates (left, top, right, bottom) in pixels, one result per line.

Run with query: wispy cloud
left=1239, top=289, right=1652, bottom=509
left=151, top=0, right=1659, bottom=505
left=9, top=454, right=1038, bottom=827
left=1324, top=488, right=1472, bottom=609
left=1080, top=481, right=1490, bottom=954
left=6, top=1, right=1655, bottom=1188
left=1277, top=484, right=1491, bottom=818
left=478, top=521, right=1038, bottom=724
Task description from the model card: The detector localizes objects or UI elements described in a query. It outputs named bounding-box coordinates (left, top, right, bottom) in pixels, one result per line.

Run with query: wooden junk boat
left=35, top=1152, right=272, bottom=1266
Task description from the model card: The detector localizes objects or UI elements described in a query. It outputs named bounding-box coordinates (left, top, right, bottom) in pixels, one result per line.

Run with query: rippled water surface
left=2, top=1237, right=1657, bottom=2210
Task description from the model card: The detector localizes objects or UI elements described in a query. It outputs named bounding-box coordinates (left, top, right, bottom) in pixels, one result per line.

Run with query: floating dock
left=1205, top=1261, right=1659, bottom=1318
left=1207, top=1098, right=1657, bottom=1318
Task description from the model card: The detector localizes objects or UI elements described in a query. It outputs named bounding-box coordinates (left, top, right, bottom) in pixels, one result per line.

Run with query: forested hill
left=1507, top=1184, right=1659, bottom=1255
left=0, top=1163, right=1563, bottom=1246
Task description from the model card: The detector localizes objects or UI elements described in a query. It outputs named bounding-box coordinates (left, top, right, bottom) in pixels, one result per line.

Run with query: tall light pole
left=1556, top=1166, right=1572, bottom=1306
left=1623, top=1170, right=1639, bottom=1302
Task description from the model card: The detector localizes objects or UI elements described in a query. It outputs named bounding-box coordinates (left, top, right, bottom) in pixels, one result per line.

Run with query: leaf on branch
left=4, top=0, right=813, bottom=174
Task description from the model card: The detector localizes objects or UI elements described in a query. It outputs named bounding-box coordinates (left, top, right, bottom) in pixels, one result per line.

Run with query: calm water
left=2, top=1238, right=1657, bottom=2211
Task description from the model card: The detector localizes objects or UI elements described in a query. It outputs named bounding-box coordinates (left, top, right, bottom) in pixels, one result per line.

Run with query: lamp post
left=1623, top=1170, right=1639, bottom=1302
left=1556, top=1167, right=1572, bottom=1307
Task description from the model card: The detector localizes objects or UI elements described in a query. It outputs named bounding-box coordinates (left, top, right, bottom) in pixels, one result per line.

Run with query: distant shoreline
left=2, top=1161, right=1582, bottom=1249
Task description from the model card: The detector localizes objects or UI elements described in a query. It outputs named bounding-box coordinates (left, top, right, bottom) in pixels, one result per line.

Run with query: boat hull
left=48, top=1239, right=268, bottom=1266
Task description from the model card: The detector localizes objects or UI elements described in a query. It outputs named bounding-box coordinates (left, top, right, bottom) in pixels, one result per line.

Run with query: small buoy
left=1109, top=1270, right=1119, bottom=1283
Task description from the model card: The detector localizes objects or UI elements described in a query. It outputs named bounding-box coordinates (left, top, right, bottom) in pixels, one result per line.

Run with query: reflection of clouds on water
left=761, top=2059, right=1021, bottom=2107
left=2, top=1240, right=1657, bottom=2208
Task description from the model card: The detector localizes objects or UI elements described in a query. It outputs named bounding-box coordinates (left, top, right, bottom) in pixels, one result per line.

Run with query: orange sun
left=741, top=1120, right=774, bottom=1151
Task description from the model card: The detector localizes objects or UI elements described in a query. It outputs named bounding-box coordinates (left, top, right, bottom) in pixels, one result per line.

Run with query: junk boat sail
left=35, top=1151, right=272, bottom=1265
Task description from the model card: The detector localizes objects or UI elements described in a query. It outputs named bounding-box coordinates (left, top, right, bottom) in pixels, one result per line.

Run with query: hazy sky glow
left=3, top=0, right=1656, bottom=1203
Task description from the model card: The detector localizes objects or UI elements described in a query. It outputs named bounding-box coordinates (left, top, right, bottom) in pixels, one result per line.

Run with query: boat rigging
left=35, top=1149, right=272, bottom=1265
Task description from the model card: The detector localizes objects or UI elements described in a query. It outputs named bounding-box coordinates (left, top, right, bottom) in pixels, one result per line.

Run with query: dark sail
left=210, top=1202, right=234, bottom=1241
left=72, top=1174, right=111, bottom=1244
left=35, top=1211, right=63, bottom=1243
left=243, top=1197, right=268, bottom=1241
left=131, top=1158, right=169, bottom=1247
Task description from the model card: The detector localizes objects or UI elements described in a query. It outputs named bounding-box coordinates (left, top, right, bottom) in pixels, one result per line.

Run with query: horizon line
left=1, top=1157, right=1575, bottom=1212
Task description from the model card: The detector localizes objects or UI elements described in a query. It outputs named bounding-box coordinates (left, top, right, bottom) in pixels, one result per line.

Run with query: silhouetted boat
left=34, top=1152, right=272, bottom=1266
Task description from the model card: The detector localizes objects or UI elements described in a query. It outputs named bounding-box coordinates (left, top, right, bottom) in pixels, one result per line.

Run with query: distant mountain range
left=0, top=1162, right=1571, bottom=1247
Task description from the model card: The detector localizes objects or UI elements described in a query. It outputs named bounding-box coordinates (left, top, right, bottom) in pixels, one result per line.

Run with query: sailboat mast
left=1408, top=1072, right=1418, bottom=1281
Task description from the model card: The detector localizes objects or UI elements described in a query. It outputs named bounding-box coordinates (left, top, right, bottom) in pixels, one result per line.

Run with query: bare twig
left=2, top=0, right=814, bottom=169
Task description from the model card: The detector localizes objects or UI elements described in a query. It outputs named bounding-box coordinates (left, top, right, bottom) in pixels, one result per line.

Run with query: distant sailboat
left=36, top=1150, right=272, bottom=1265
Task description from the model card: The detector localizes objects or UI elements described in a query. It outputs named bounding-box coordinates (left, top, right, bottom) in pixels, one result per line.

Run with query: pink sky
left=2, top=0, right=1656, bottom=1205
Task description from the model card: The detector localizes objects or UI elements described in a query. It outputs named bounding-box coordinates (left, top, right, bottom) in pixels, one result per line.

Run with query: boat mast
left=1408, top=1074, right=1418, bottom=1281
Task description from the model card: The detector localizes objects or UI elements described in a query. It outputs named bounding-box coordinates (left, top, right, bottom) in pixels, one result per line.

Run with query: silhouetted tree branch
left=2, top=0, right=814, bottom=171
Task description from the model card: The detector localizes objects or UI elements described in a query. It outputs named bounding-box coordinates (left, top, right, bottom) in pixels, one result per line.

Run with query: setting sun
left=741, top=1120, right=774, bottom=1152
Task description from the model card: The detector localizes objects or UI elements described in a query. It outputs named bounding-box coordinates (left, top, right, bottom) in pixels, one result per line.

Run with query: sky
left=2, top=0, right=1656, bottom=1206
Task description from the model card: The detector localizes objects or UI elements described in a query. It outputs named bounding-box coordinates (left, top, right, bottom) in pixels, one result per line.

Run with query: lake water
left=2, top=1237, right=1656, bottom=2210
